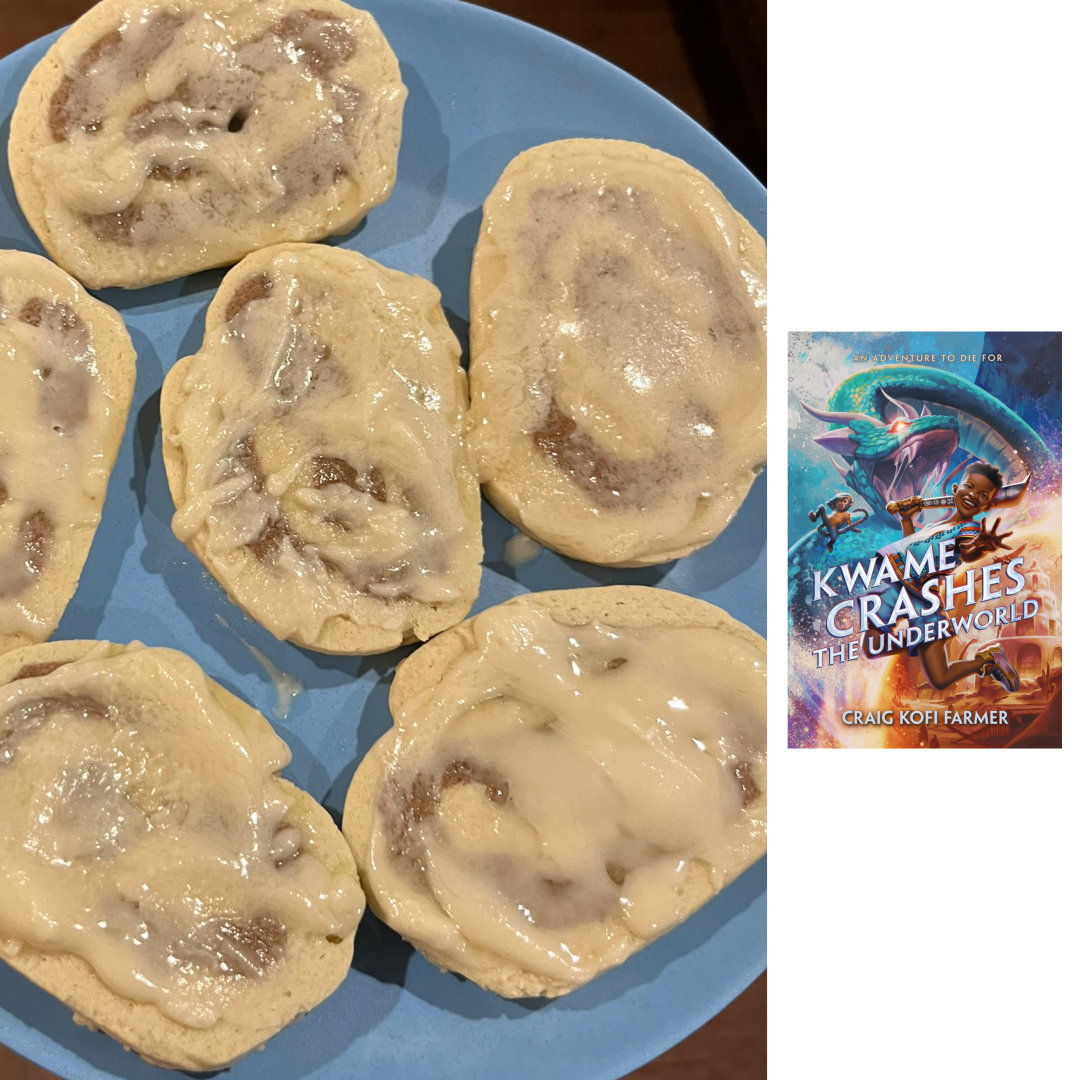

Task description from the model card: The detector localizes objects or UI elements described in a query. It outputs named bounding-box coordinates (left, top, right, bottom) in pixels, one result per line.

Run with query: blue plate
left=0, top=2, right=766, bottom=1077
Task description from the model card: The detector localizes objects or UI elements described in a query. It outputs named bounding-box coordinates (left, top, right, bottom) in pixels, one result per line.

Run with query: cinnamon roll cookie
left=343, top=587, right=766, bottom=997
left=8, top=0, right=405, bottom=289
left=161, top=243, right=482, bottom=654
left=0, top=639, right=365, bottom=1070
left=469, top=139, right=766, bottom=566
left=0, top=250, right=135, bottom=656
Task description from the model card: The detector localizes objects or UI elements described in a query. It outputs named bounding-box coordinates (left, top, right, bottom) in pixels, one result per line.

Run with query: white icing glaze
left=13, top=0, right=405, bottom=287
left=246, top=644, right=302, bottom=720
left=164, top=244, right=481, bottom=651
left=470, top=140, right=766, bottom=566
left=365, top=602, right=766, bottom=986
left=0, top=643, right=363, bottom=1028
left=502, top=532, right=542, bottom=567
left=0, top=257, right=127, bottom=641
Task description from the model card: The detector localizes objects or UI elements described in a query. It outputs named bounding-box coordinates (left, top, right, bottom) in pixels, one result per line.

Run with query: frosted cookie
left=0, top=250, right=135, bottom=655
left=0, top=639, right=365, bottom=1070
left=343, top=587, right=766, bottom=997
left=9, top=0, right=405, bottom=289
left=161, top=243, right=482, bottom=655
left=469, top=139, right=766, bottom=566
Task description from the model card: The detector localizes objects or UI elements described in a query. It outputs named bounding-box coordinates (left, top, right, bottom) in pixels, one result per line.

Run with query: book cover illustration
left=788, top=332, right=1062, bottom=748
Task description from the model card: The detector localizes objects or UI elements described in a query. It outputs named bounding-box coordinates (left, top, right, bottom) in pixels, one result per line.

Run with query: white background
left=767, top=2, right=1074, bottom=1076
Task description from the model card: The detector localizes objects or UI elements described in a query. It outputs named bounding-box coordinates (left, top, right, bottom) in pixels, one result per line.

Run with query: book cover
left=788, top=332, right=1062, bottom=748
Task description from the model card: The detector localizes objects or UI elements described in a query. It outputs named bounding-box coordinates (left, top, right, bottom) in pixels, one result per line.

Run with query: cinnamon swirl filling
left=470, top=140, right=766, bottom=566
left=162, top=243, right=482, bottom=653
left=350, top=591, right=766, bottom=994
left=11, top=1, right=406, bottom=287
left=0, top=251, right=134, bottom=652
left=0, top=641, right=363, bottom=1029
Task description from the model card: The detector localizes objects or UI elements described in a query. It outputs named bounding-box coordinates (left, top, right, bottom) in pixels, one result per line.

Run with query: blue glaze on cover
left=0, top=3, right=765, bottom=1078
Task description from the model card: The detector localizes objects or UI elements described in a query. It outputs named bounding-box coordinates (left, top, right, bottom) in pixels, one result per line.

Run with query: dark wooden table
left=0, top=4, right=766, bottom=1078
